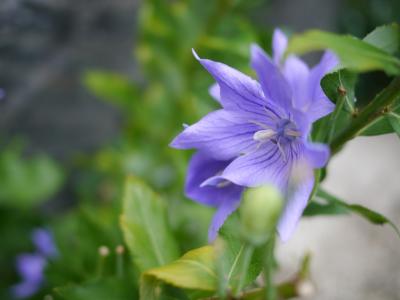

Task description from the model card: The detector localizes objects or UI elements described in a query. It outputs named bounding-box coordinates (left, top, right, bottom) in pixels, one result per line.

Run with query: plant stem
left=116, top=249, right=124, bottom=278
left=233, top=244, right=254, bottom=297
left=330, top=76, right=400, bottom=154
left=264, top=238, right=276, bottom=300
left=327, top=72, right=347, bottom=144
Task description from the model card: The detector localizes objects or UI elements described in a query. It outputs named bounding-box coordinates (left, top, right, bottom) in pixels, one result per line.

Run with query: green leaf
left=140, top=277, right=191, bottom=300
left=360, top=115, right=393, bottom=136
left=317, top=189, right=400, bottom=238
left=363, top=23, right=400, bottom=54
left=120, top=177, right=179, bottom=273
left=221, top=253, right=313, bottom=300
left=139, top=216, right=266, bottom=299
left=303, top=201, right=349, bottom=217
left=84, top=71, right=138, bottom=108
left=319, top=69, right=357, bottom=142
left=355, top=24, right=400, bottom=137
left=216, top=215, right=265, bottom=295
left=140, top=246, right=217, bottom=300
left=360, top=103, right=400, bottom=136
left=0, top=147, right=64, bottom=208
left=321, top=70, right=357, bottom=110
left=287, top=30, right=400, bottom=75
left=386, top=112, right=400, bottom=138
left=139, top=276, right=161, bottom=300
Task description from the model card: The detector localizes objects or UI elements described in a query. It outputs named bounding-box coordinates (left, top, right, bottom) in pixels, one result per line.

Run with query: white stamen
left=285, top=129, right=301, bottom=137
left=253, top=129, right=276, bottom=142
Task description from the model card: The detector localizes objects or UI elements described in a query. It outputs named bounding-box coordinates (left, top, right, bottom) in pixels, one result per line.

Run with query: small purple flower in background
left=11, top=228, right=58, bottom=299
left=171, top=29, right=338, bottom=241
left=11, top=254, right=46, bottom=299
left=32, top=228, right=58, bottom=258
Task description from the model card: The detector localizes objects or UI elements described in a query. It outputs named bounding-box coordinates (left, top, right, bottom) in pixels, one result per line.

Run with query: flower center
left=252, top=119, right=300, bottom=145
left=275, top=119, right=300, bottom=143
left=252, top=118, right=300, bottom=161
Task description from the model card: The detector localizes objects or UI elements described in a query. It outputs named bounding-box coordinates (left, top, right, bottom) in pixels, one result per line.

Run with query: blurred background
left=0, top=0, right=399, bottom=299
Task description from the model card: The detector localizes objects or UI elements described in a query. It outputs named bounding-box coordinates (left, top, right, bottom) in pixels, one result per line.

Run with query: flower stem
left=115, top=245, right=125, bottom=278
left=233, top=244, right=254, bottom=297
left=97, top=246, right=110, bottom=279
left=327, top=72, right=348, bottom=144
left=330, top=76, right=400, bottom=154
left=264, top=237, right=276, bottom=300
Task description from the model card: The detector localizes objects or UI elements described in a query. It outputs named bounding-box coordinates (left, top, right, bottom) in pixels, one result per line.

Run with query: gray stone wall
left=0, top=0, right=139, bottom=160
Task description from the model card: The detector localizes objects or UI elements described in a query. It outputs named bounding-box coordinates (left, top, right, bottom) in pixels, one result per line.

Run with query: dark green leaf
left=360, top=115, right=394, bottom=136
left=363, top=23, right=400, bottom=54
left=120, top=177, right=179, bottom=273
left=386, top=112, right=400, bottom=138
left=321, top=70, right=357, bottom=110
left=360, top=103, right=400, bottom=136
left=317, top=189, right=400, bottom=238
left=303, top=201, right=349, bottom=217
left=287, top=30, right=400, bottom=75
left=312, top=69, right=357, bottom=143
left=318, top=70, right=357, bottom=142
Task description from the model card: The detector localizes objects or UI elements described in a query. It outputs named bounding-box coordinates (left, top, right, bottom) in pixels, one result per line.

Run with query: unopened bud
left=98, top=246, right=110, bottom=257
left=297, top=280, right=315, bottom=297
left=115, top=245, right=125, bottom=255
left=240, top=185, right=283, bottom=245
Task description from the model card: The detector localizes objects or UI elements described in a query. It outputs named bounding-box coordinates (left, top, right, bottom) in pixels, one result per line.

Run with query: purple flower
left=11, top=228, right=58, bottom=298
left=10, top=254, right=46, bottom=299
left=171, top=29, right=338, bottom=241
left=32, top=228, right=58, bottom=258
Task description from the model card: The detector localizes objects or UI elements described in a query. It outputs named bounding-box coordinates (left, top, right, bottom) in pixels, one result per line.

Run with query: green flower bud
left=240, top=185, right=283, bottom=245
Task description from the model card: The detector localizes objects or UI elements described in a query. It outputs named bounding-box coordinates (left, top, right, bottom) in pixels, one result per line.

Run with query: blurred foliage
left=49, top=202, right=139, bottom=300
left=0, top=140, right=64, bottom=300
left=339, top=0, right=400, bottom=38
left=55, top=278, right=137, bottom=300
left=0, top=141, right=64, bottom=209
